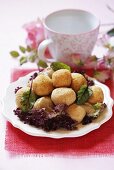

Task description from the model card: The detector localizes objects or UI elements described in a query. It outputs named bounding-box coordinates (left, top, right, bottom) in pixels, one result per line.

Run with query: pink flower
left=97, top=33, right=110, bottom=47
left=85, top=55, right=98, bottom=69
left=93, top=70, right=110, bottom=82
left=23, top=18, right=45, bottom=49
left=71, top=54, right=84, bottom=67
left=104, top=50, right=114, bottom=68
left=97, top=58, right=108, bottom=69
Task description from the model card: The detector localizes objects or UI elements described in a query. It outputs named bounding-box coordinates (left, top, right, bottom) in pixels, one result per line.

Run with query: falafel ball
left=52, top=69, right=71, bottom=87
left=71, top=73, right=87, bottom=92
left=67, top=104, right=86, bottom=123
left=88, top=85, right=104, bottom=104
left=33, top=74, right=54, bottom=96
left=51, top=87, right=76, bottom=106
left=33, top=96, right=53, bottom=111
left=15, top=87, right=30, bottom=109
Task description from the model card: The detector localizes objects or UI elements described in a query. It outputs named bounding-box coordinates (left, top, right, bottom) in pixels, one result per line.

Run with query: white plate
left=2, top=72, right=114, bottom=138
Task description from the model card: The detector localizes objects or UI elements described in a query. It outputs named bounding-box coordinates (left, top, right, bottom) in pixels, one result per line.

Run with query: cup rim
left=43, top=9, right=100, bottom=36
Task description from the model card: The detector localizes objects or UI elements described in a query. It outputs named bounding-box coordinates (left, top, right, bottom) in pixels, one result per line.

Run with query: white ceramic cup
left=38, top=9, right=100, bottom=65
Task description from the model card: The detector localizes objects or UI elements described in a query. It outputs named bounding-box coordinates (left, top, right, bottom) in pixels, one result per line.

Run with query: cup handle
left=38, top=39, right=56, bottom=62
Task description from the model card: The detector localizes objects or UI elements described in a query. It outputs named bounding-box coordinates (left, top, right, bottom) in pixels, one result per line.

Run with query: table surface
left=0, top=0, right=114, bottom=169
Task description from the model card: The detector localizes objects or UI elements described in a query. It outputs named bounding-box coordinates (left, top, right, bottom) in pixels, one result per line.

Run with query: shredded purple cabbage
left=15, top=87, right=22, bottom=94
left=29, top=69, right=44, bottom=81
left=82, top=116, right=93, bottom=125
left=87, top=79, right=94, bottom=86
left=29, top=72, right=38, bottom=81
left=73, top=69, right=85, bottom=75
left=14, top=104, right=77, bottom=132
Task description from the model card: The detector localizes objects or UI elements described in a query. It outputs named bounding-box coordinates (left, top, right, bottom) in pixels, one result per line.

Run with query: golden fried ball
left=51, top=88, right=76, bottom=106
left=71, top=73, right=87, bottom=92
left=33, top=96, right=53, bottom=111
left=32, top=74, right=54, bottom=96
left=52, top=69, right=71, bottom=87
left=15, top=87, right=30, bottom=109
left=67, top=104, right=86, bottom=123
left=88, top=85, right=104, bottom=104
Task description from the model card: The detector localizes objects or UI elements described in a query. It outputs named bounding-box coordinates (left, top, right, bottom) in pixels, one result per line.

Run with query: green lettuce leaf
left=76, top=85, right=93, bottom=105
left=50, top=62, right=71, bottom=71
left=21, top=89, right=37, bottom=112
left=37, top=60, right=48, bottom=68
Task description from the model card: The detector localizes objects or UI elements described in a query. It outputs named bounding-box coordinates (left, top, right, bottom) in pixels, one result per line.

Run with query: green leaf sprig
left=21, top=90, right=37, bottom=112
left=50, top=62, right=71, bottom=71
left=10, top=45, right=49, bottom=68
left=10, top=51, right=19, bottom=58
left=21, top=81, right=37, bottom=112
left=88, top=103, right=107, bottom=119
left=19, top=46, right=26, bottom=53
left=107, top=28, right=114, bottom=37
left=76, top=85, right=93, bottom=105
left=93, top=103, right=102, bottom=110
left=10, top=45, right=38, bottom=66
left=37, top=60, right=48, bottom=68
left=93, top=102, right=106, bottom=111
